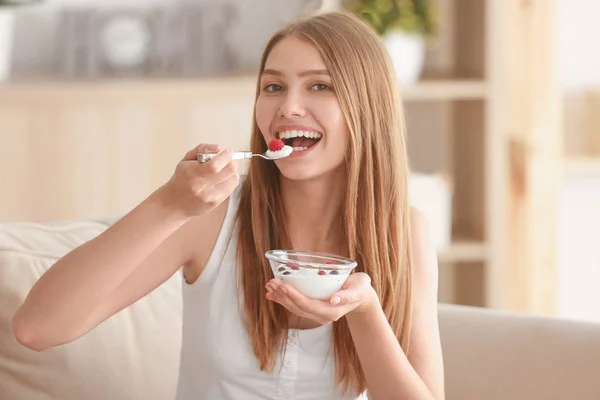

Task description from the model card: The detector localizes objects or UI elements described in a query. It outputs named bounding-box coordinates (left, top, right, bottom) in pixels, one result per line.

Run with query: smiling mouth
left=277, top=130, right=322, bottom=151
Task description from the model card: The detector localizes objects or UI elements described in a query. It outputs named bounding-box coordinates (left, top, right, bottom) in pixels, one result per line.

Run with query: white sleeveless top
left=176, top=184, right=367, bottom=400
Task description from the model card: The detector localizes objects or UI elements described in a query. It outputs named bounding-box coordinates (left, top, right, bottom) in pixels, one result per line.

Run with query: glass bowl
left=265, top=250, right=357, bottom=300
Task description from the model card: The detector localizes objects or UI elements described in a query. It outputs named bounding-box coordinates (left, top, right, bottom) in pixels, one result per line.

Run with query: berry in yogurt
left=266, top=139, right=293, bottom=159
left=273, top=263, right=351, bottom=300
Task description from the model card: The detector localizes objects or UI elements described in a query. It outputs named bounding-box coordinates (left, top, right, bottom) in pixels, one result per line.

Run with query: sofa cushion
left=0, top=220, right=183, bottom=400
left=439, top=304, right=600, bottom=400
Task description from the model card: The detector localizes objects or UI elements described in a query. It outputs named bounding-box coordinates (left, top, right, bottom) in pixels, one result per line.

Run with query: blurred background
left=0, top=0, right=597, bottom=322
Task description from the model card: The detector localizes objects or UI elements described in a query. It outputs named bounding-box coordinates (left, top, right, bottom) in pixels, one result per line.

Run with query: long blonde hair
left=235, top=10, right=413, bottom=395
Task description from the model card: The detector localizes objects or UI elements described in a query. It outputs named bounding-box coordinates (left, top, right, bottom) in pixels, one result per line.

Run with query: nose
left=278, top=88, right=306, bottom=118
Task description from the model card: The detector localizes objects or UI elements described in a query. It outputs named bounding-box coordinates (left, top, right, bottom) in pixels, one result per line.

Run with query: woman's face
left=255, top=35, right=349, bottom=181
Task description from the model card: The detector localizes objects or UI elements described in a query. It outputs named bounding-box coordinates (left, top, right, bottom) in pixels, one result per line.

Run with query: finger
left=178, top=149, right=233, bottom=179
left=265, top=282, right=277, bottom=293
left=196, top=149, right=233, bottom=177
left=270, top=289, right=335, bottom=325
left=273, top=286, right=311, bottom=316
left=270, top=278, right=284, bottom=286
left=183, top=143, right=221, bottom=161
left=267, top=278, right=283, bottom=290
left=279, top=284, right=337, bottom=324
left=210, top=172, right=240, bottom=199
left=266, top=279, right=281, bottom=291
left=329, top=287, right=362, bottom=306
left=265, top=280, right=282, bottom=294
left=266, top=291, right=289, bottom=309
left=331, top=272, right=372, bottom=304
left=183, top=171, right=237, bottom=211
left=279, top=284, right=319, bottom=313
left=209, top=159, right=239, bottom=186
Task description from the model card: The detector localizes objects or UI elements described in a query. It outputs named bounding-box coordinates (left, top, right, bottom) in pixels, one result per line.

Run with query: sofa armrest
left=439, top=304, right=600, bottom=400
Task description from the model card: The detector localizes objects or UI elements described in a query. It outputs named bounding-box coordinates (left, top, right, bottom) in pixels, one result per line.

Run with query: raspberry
left=318, top=270, right=326, bottom=275
left=268, top=139, right=284, bottom=152
left=289, top=263, right=300, bottom=270
left=325, top=261, right=334, bottom=265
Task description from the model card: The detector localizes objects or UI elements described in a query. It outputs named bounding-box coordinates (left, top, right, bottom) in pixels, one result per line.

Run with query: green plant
left=343, top=0, right=438, bottom=39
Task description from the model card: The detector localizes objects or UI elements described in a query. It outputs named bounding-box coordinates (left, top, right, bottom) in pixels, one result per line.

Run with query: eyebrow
left=262, top=68, right=330, bottom=78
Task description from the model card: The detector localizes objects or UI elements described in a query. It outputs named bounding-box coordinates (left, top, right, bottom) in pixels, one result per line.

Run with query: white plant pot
left=0, top=9, right=15, bottom=82
left=383, top=30, right=426, bottom=85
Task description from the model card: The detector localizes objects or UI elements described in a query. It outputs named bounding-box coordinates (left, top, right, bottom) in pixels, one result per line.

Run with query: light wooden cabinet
left=400, top=0, right=507, bottom=309
left=0, top=77, right=258, bottom=221
left=404, top=0, right=560, bottom=315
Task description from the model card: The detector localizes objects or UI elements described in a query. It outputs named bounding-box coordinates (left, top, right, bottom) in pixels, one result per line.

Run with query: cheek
left=318, top=103, right=348, bottom=147
left=331, top=127, right=350, bottom=156
left=255, top=97, right=275, bottom=135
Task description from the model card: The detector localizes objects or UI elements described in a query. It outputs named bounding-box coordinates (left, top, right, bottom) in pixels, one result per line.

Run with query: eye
left=264, top=83, right=284, bottom=93
left=311, top=83, right=331, bottom=91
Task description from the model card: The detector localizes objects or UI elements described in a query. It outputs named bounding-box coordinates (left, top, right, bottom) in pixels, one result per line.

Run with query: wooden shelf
left=0, top=75, right=259, bottom=102
left=565, top=157, right=600, bottom=175
left=438, top=240, right=487, bottom=264
left=401, top=80, right=488, bottom=101
left=1, top=76, right=488, bottom=103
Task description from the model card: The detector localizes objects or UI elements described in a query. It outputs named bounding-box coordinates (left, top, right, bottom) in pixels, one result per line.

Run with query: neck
left=280, top=171, right=346, bottom=254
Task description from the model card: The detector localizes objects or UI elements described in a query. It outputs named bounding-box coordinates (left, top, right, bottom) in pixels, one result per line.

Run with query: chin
left=276, top=162, right=345, bottom=182
left=277, top=166, right=319, bottom=182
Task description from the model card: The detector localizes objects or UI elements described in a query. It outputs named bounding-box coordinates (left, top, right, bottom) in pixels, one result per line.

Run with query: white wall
left=11, top=0, right=321, bottom=74
left=556, top=0, right=600, bottom=90
left=555, top=0, right=600, bottom=322
left=557, top=172, right=600, bottom=322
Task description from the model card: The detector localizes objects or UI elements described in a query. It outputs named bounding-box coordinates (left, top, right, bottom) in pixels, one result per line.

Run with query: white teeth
left=278, top=130, right=323, bottom=140
left=293, top=146, right=308, bottom=151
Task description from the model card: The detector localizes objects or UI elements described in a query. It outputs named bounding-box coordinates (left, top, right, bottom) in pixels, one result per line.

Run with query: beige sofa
left=2, top=220, right=600, bottom=400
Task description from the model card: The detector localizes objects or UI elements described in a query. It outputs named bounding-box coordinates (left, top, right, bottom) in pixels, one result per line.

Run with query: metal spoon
left=197, top=150, right=291, bottom=163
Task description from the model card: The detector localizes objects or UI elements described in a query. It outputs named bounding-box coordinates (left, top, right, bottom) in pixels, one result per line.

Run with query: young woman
left=13, top=11, right=444, bottom=400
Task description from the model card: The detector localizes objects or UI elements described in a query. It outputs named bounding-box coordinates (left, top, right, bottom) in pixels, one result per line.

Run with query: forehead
left=264, top=35, right=327, bottom=72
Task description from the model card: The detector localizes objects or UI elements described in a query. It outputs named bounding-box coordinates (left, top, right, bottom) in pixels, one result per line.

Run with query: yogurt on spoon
left=266, top=139, right=293, bottom=159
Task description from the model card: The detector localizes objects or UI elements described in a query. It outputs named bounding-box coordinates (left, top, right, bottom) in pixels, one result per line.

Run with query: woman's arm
left=12, top=144, right=239, bottom=351
left=346, top=208, right=445, bottom=400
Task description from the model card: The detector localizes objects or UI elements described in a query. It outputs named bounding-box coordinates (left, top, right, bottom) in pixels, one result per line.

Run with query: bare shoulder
left=409, top=206, right=438, bottom=292
left=409, top=207, right=435, bottom=255
left=406, top=209, right=446, bottom=398
left=409, top=206, right=428, bottom=239
left=183, top=196, right=232, bottom=284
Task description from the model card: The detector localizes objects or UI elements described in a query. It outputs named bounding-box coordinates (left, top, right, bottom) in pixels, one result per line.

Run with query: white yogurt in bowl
left=265, top=250, right=357, bottom=300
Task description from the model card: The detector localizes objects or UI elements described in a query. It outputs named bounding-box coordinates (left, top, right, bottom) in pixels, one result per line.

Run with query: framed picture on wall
left=55, top=2, right=240, bottom=78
